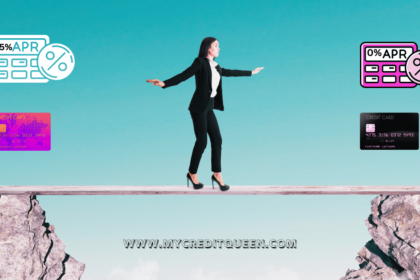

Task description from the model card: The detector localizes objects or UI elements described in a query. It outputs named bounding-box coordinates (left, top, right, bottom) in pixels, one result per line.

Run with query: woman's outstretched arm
left=221, top=67, right=263, bottom=77
left=221, top=67, right=252, bottom=77
left=146, top=58, right=201, bottom=88
left=146, top=57, right=202, bottom=89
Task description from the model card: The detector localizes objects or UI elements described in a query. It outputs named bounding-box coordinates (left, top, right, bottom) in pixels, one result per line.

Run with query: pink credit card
left=0, top=113, right=51, bottom=151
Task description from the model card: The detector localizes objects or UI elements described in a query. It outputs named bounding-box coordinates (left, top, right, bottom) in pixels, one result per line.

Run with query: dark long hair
left=198, top=37, right=217, bottom=61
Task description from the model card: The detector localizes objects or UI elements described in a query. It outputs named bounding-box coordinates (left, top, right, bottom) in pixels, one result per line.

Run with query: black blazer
left=162, top=57, right=252, bottom=113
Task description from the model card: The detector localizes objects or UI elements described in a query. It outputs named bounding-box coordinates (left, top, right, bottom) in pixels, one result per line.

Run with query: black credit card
left=360, top=113, right=419, bottom=150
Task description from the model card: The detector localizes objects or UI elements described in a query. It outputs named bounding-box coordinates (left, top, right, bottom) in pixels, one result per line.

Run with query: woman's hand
left=252, top=67, right=264, bottom=75
left=146, top=79, right=165, bottom=87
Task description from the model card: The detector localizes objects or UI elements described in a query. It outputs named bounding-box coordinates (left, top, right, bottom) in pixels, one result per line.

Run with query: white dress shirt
left=208, top=58, right=220, bottom=98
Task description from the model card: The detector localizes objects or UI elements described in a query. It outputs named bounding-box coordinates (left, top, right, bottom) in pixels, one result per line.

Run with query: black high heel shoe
left=211, top=175, right=230, bottom=191
left=187, top=173, right=204, bottom=190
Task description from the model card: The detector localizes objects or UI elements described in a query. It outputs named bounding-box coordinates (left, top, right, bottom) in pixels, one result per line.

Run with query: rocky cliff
left=0, top=195, right=85, bottom=280
left=340, top=195, right=420, bottom=280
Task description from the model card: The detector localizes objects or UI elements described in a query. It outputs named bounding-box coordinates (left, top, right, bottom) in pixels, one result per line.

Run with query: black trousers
left=189, top=97, right=222, bottom=174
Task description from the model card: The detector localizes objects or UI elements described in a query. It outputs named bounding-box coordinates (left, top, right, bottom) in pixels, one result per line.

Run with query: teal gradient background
left=1, top=0, right=419, bottom=279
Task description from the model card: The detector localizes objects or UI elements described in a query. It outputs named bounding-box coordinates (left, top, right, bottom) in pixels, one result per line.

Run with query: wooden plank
left=0, top=185, right=420, bottom=195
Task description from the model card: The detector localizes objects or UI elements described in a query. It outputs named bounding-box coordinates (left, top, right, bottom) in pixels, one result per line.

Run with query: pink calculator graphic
left=360, top=42, right=417, bottom=88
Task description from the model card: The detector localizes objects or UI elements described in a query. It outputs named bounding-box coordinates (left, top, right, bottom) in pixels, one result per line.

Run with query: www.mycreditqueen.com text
left=123, top=239, right=297, bottom=249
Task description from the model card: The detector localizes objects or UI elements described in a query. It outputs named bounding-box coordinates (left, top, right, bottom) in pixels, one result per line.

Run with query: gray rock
left=0, top=195, right=85, bottom=280
left=340, top=195, right=420, bottom=280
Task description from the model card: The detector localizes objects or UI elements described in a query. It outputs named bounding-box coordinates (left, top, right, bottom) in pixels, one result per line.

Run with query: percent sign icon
left=406, top=51, right=420, bottom=84
left=37, top=44, right=75, bottom=80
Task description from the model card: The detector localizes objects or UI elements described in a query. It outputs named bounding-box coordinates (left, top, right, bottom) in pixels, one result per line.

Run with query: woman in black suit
left=147, top=37, right=263, bottom=191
